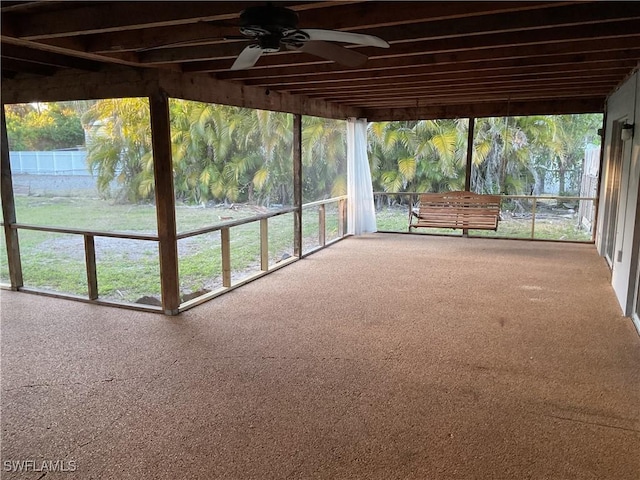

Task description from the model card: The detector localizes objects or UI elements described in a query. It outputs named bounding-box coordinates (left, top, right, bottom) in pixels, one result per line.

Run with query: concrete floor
left=1, top=234, right=639, bottom=479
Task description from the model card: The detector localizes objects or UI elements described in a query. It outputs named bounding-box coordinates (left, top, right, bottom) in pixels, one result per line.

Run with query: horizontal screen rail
left=7, top=223, right=159, bottom=241
left=176, top=206, right=297, bottom=240
left=374, top=192, right=597, bottom=202
left=301, top=195, right=348, bottom=209
left=500, top=195, right=597, bottom=201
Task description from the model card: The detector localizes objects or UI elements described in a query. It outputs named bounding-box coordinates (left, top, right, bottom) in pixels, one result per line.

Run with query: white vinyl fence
left=9, top=150, right=100, bottom=196
left=10, top=150, right=90, bottom=176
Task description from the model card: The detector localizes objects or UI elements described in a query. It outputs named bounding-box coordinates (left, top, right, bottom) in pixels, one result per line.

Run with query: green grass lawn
left=1, top=195, right=341, bottom=303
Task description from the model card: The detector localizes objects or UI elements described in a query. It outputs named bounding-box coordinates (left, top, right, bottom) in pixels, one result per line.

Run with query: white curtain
left=347, top=117, right=377, bottom=235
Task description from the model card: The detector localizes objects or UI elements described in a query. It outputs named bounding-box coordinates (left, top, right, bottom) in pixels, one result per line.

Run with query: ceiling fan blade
left=137, top=21, right=242, bottom=52
left=300, top=29, right=389, bottom=48
left=230, top=44, right=263, bottom=70
left=294, top=40, right=368, bottom=67
left=138, top=37, right=246, bottom=53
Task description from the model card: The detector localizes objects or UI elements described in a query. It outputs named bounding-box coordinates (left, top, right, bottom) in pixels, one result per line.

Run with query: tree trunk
left=248, top=183, right=254, bottom=204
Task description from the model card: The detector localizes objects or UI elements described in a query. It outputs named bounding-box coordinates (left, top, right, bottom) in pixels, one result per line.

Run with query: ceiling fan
left=230, top=3, right=390, bottom=70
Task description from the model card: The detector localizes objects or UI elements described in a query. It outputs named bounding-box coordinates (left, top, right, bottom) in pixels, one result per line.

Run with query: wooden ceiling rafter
left=243, top=62, right=637, bottom=88
left=131, top=18, right=640, bottom=66
left=1, top=1, right=638, bottom=120
left=280, top=73, right=627, bottom=95
left=303, top=82, right=619, bottom=102
left=210, top=49, right=640, bottom=84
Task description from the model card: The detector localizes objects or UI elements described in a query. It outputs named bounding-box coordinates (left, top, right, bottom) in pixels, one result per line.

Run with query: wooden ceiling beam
left=139, top=41, right=247, bottom=65
left=0, top=1, right=633, bottom=121
left=342, top=87, right=609, bottom=101
left=156, top=70, right=361, bottom=120
left=239, top=34, right=639, bottom=74
left=362, top=97, right=605, bottom=120
left=209, top=45, right=640, bottom=79
left=1, top=34, right=142, bottom=67
left=282, top=73, right=625, bottom=95
left=100, top=0, right=629, bottom=60
left=80, top=1, right=566, bottom=54
left=0, top=66, right=362, bottom=120
left=345, top=88, right=610, bottom=102
left=333, top=98, right=608, bottom=110
left=361, top=2, right=640, bottom=45
left=327, top=95, right=611, bottom=110
left=86, top=23, right=239, bottom=54
left=0, top=2, right=52, bottom=13
left=1, top=42, right=102, bottom=71
left=141, top=17, right=640, bottom=66
left=0, top=58, right=57, bottom=77
left=5, top=1, right=363, bottom=40
left=243, top=62, right=636, bottom=88
left=4, top=1, right=246, bottom=39
left=138, top=19, right=640, bottom=65
left=359, top=21, right=640, bottom=61
left=353, top=90, right=606, bottom=104
left=293, top=1, right=572, bottom=32
left=1, top=66, right=162, bottom=103
left=326, top=85, right=613, bottom=104
left=295, top=79, right=620, bottom=99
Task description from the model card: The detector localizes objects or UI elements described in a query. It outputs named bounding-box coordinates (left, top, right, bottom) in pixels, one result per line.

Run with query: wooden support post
left=338, top=198, right=346, bottom=237
left=591, top=197, right=599, bottom=243
left=318, top=204, right=326, bottom=246
left=0, top=105, right=23, bottom=289
left=149, top=92, right=180, bottom=315
left=463, top=117, right=475, bottom=237
left=293, top=114, right=302, bottom=257
left=221, top=227, right=231, bottom=287
left=465, top=117, right=475, bottom=192
left=592, top=112, right=607, bottom=243
left=260, top=218, right=269, bottom=271
left=408, top=193, right=416, bottom=232
left=84, top=235, right=98, bottom=300
left=531, top=198, right=537, bottom=239
left=343, top=199, right=348, bottom=235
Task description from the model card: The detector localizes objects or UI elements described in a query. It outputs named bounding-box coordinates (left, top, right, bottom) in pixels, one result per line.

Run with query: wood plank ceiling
left=2, top=1, right=640, bottom=120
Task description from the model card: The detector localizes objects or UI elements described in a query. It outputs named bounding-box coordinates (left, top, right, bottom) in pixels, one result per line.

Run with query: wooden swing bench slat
left=409, top=191, right=501, bottom=231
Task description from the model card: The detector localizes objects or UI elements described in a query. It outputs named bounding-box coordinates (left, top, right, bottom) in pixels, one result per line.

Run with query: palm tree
left=472, top=116, right=554, bottom=195
left=367, top=119, right=467, bottom=198
left=547, top=114, right=602, bottom=196
left=83, top=98, right=154, bottom=202
left=409, top=118, right=467, bottom=192
left=301, top=116, right=347, bottom=202
left=85, top=97, right=601, bottom=209
left=249, top=109, right=293, bottom=206
left=170, top=100, right=255, bottom=204
left=471, top=114, right=601, bottom=197
left=368, top=121, right=414, bottom=194
left=85, top=99, right=291, bottom=206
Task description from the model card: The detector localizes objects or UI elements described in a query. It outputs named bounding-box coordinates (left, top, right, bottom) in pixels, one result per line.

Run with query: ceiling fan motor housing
left=258, top=34, right=282, bottom=52
left=239, top=5, right=300, bottom=38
